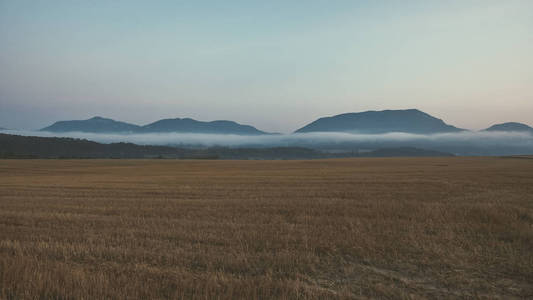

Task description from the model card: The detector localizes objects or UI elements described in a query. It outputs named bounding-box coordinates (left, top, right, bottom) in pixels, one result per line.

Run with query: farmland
left=1, top=157, right=532, bottom=299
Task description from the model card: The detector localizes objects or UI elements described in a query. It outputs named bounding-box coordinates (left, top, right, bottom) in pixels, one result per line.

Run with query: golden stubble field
left=0, top=157, right=532, bottom=299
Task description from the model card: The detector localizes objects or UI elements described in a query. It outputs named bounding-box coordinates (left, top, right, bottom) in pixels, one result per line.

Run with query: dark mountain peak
left=295, top=109, right=464, bottom=134
left=211, top=120, right=235, bottom=124
left=323, top=109, right=436, bottom=122
left=484, top=122, right=533, bottom=132
left=41, top=117, right=141, bottom=133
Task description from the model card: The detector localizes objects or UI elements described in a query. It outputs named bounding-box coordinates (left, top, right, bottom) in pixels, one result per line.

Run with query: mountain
left=484, top=122, right=533, bottom=133
left=295, top=109, right=464, bottom=134
left=41, top=116, right=141, bottom=133
left=41, top=116, right=269, bottom=135
left=141, top=118, right=268, bottom=135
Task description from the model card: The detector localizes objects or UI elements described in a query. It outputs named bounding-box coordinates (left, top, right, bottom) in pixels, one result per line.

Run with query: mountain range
left=41, top=116, right=268, bottom=135
left=38, top=110, right=532, bottom=135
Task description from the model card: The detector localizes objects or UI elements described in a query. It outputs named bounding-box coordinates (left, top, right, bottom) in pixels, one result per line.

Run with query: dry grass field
left=1, top=157, right=532, bottom=299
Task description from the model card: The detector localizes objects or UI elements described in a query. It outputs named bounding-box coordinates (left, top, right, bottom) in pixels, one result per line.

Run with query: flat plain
left=0, top=157, right=532, bottom=299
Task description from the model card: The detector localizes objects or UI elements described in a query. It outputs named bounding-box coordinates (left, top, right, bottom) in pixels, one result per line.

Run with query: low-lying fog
left=3, top=129, right=533, bottom=156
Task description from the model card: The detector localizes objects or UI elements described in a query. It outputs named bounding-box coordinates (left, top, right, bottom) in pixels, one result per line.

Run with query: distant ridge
left=141, top=118, right=267, bottom=135
left=38, top=111, right=532, bottom=135
left=41, top=116, right=141, bottom=133
left=41, top=116, right=270, bottom=135
left=0, top=133, right=455, bottom=159
left=295, top=109, right=464, bottom=134
left=484, top=122, right=533, bottom=133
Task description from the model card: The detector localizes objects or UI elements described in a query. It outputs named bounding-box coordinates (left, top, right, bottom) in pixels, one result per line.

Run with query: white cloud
left=2, top=129, right=532, bottom=151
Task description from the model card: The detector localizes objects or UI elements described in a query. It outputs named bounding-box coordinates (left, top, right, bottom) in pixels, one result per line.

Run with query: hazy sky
left=1, top=0, right=532, bottom=132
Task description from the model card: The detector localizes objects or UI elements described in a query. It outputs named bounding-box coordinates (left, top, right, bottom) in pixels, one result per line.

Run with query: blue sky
left=1, top=0, right=532, bottom=132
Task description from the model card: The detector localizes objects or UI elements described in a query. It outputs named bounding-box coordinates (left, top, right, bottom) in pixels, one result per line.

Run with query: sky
left=1, top=0, right=532, bottom=133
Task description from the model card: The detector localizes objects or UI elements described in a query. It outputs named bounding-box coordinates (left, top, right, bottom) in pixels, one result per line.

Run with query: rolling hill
left=141, top=118, right=268, bottom=135
left=484, top=122, right=533, bottom=133
left=295, top=109, right=464, bottom=134
left=41, top=116, right=141, bottom=133
left=41, top=117, right=270, bottom=135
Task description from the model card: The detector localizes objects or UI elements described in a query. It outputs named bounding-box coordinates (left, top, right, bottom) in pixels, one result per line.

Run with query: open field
left=1, top=158, right=532, bottom=299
